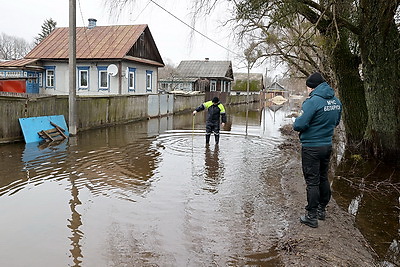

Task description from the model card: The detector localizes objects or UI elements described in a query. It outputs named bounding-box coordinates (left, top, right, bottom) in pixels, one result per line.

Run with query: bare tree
left=158, top=59, right=179, bottom=80
left=0, top=33, right=33, bottom=60
left=104, top=0, right=400, bottom=163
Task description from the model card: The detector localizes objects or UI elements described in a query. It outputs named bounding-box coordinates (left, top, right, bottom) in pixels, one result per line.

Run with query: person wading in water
left=193, top=97, right=227, bottom=145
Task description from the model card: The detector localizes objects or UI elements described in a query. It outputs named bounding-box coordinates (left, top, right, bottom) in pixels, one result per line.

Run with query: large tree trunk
left=299, top=0, right=368, bottom=151
left=359, top=0, right=400, bottom=163
left=328, top=28, right=368, bottom=151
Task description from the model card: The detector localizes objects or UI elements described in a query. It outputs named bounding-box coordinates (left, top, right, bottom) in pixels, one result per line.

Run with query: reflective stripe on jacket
left=196, top=101, right=227, bottom=124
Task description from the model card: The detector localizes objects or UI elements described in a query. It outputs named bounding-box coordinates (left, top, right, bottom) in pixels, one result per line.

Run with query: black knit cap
left=306, top=72, right=325, bottom=88
left=212, top=97, right=220, bottom=103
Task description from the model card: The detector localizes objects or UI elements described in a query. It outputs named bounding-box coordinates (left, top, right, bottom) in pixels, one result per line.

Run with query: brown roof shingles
left=0, top=58, right=41, bottom=67
left=25, top=24, right=147, bottom=60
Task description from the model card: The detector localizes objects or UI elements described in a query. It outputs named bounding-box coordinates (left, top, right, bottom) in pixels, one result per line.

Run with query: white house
left=0, top=19, right=164, bottom=95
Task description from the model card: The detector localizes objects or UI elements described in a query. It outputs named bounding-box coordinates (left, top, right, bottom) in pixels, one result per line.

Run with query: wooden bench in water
left=37, top=122, right=68, bottom=142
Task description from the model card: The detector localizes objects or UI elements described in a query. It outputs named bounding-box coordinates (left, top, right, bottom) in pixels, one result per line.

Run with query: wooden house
left=0, top=20, right=164, bottom=95
left=159, top=59, right=234, bottom=94
left=265, top=81, right=289, bottom=99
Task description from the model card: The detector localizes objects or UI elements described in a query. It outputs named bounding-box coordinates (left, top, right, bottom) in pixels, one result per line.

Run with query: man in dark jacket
left=193, top=97, right=227, bottom=145
left=293, top=72, right=342, bottom=228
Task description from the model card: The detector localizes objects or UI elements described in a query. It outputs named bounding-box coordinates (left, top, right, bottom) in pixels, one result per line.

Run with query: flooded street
left=0, top=103, right=291, bottom=266
left=1, top=102, right=398, bottom=266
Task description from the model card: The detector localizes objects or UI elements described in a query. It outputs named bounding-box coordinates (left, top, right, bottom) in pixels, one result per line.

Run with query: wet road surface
left=0, top=104, right=291, bottom=266
left=1, top=102, right=398, bottom=266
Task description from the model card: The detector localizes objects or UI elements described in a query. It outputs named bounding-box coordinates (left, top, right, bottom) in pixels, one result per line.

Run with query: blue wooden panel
left=19, top=115, right=69, bottom=143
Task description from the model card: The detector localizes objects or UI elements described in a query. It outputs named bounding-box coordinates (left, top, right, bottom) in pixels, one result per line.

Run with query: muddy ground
left=276, top=125, right=377, bottom=266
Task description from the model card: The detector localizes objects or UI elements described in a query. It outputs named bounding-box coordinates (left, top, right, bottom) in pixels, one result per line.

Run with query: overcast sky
left=1, top=0, right=271, bottom=74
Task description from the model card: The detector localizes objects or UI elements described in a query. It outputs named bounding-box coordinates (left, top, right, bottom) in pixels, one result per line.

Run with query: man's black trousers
left=301, top=145, right=332, bottom=213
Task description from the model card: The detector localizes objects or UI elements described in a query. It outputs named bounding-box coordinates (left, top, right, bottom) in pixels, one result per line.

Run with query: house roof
left=267, top=81, right=286, bottom=91
left=159, top=77, right=198, bottom=83
left=0, top=58, right=41, bottom=68
left=176, top=60, right=233, bottom=80
left=25, top=24, right=164, bottom=66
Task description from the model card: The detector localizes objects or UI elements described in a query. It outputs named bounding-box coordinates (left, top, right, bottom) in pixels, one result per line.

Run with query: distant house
left=0, top=20, right=164, bottom=95
left=265, top=81, right=289, bottom=99
left=159, top=59, right=234, bottom=93
left=232, top=73, right=264, bottom=93
left=0, top=58, right=43, bottom=93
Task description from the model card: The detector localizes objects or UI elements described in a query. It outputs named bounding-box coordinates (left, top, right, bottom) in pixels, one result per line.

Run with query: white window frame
left=78, top=66, right=89, bottom=90
left=97, top=66, right=109, bottom=91
left=45, top=66, right=55, bottom=89
left=47, top=70, right=54, bottom=87
left=38, top=73, right=43, bottom=87
left=128, top=67, right=136, bottom=91
left=210, top=80, right=217, bottom=91
left=146, top=70, right=153, bottom=92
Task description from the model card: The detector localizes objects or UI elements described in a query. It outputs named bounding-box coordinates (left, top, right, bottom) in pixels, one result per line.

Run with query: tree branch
left=296, top=0, right=361, bottom=35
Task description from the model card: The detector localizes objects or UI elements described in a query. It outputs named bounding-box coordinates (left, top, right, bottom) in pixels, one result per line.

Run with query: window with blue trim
left=128, top=67, right=136, bottom=91
left=78, top=66, right=90, bottom=90
left=97, top=66, right=109, bottom=90
left=44, top=66, right=56, bottom=89
left=38, top=73, right=43, bottom=87
left=146, top=70, right=153, bottom=92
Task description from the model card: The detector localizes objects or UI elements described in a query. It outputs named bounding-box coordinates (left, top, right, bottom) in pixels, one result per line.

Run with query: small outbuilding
left=265, top=81, right=289, bottom=99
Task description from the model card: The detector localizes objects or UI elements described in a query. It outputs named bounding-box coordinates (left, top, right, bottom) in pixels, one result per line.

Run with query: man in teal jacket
left=193, top=97, right=227, bottom=145
left=293, top=72, right=342, bottom=228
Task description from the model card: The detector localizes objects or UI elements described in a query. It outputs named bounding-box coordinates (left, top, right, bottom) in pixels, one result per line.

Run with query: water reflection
left=68, top=173, right=83, bottom=267
left=0, top=103, right=293, bottom=266
left=333, top=158, right=400, bottom=265
left=5, top=99, right=398, bottom=265
left=203, top=145, right=224, bottom=194
left=261, top=103, right=291, bottom=139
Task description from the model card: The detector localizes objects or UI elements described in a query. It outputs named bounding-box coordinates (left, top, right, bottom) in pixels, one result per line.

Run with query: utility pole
left=69, top=0, right=77, bottom=135
left=245, top=60, right=250, bottom=135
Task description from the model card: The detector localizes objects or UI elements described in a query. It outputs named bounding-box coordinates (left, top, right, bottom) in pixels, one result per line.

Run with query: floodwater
left=332, top=159, right=400, bottom=266
left=1, top=101, right=398, bottom=266
left=0, top=103, right=292, bottom=267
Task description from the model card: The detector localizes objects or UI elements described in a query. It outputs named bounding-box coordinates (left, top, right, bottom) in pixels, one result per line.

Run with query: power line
left=149, top=0, right=241, bottom=58
left=77, top=0, right=94, bottom=58
left=130, top=0, right=152, bottom=23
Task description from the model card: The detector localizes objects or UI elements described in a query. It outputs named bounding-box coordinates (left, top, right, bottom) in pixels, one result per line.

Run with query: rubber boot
left=317, top=205, right=326, bottom=220
left=206, top=134, right=211, bottom=144
left=215, top=134, right=220, bottom=144
left=300, top=211, right=318, bottom=228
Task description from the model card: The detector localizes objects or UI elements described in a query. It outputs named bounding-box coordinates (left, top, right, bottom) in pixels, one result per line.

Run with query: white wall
left=39, top=61, right=159, bottom=95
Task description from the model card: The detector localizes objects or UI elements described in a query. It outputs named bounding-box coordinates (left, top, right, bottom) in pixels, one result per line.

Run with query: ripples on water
left=0, top=105, right=291, bottom=266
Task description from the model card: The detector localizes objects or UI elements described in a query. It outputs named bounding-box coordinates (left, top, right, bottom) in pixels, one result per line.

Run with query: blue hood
left=293, top=82, right=342, bottom=147
left=310, top=82, right=335, bottom=99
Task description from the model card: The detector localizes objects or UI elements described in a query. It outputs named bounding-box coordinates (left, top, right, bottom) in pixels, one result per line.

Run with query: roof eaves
left=123, top=56, right=164, bottom=67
